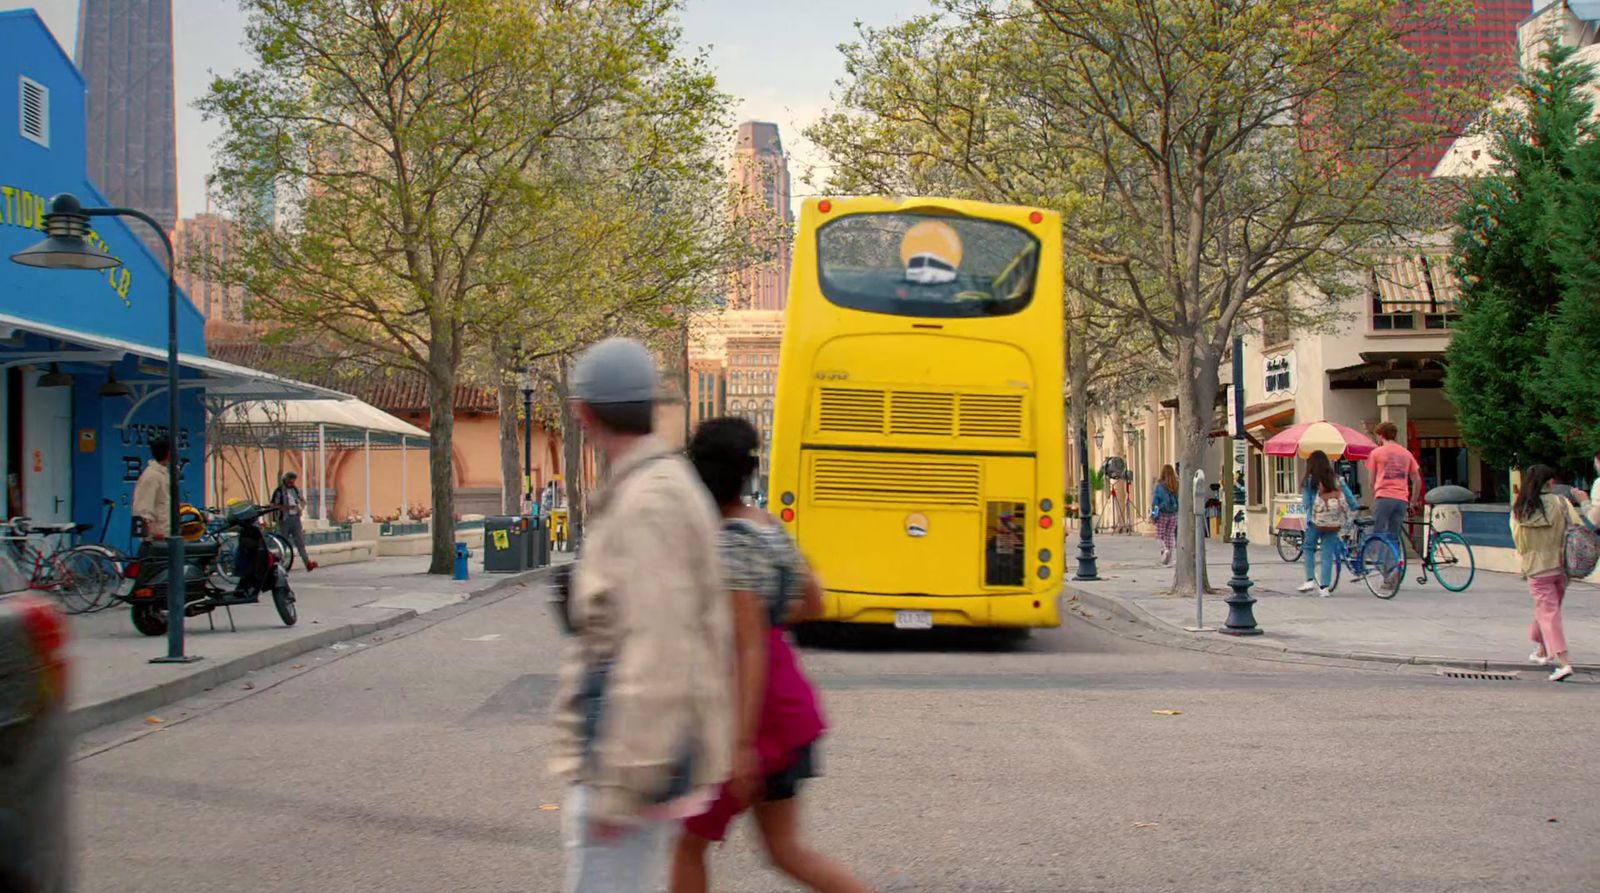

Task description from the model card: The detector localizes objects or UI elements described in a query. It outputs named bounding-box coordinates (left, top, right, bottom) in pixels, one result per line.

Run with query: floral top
left=719, top=517, right=808, bottom=628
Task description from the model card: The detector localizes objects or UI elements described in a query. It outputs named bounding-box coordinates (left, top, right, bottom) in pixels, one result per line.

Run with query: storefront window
left=1272, top=456, right=1297, bottom=498
left=1418, top=445, right=1468, bottom=491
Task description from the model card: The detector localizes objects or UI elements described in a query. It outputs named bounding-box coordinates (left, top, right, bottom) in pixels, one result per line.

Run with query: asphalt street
left=70, top=584, right=1600, bottom=893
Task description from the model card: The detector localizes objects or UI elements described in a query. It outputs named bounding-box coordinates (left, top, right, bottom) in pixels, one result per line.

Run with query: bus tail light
left=1038, top=515, right=1053, bottom=529
left=780, top=508, right=795, bottom=523
left=780, top=491, right=795, bottom=506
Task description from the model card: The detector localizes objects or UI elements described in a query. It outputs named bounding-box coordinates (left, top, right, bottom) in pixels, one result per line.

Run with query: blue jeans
left=1303, top=527, right=1338, bottom=588
left=562, top=785, right=674, bottom=893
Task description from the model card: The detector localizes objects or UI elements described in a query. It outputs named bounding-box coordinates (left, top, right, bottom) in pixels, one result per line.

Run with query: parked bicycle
left=1400, top=510, right=1477, bottom=592
left=1321, top=509, right=1406, bottom=599
left=0, top=516, right=122, bottom=614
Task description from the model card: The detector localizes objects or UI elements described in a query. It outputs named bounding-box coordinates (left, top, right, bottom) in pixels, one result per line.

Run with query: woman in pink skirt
left=1151, top=464, right=1180, bottom=564
left=673, top=418, right=874, bottom=893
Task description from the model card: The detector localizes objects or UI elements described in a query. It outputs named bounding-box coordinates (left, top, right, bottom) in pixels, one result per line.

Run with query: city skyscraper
left=76, top=0, right=179, bottom=263
left=727, top=121, right=792, bottom=311
left=1405, top=0, right=1527, bottom=175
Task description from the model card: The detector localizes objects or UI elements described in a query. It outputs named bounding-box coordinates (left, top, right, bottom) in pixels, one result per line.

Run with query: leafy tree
left=1448, top=43, right=1600, bottom=468
left=202, top=0, right=722, bottom=571
left=815, top=0, right=1455, bottom=594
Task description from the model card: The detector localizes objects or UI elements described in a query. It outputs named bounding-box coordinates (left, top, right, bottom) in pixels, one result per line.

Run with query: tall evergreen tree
left=1447, top=44, right=1598, bottom=468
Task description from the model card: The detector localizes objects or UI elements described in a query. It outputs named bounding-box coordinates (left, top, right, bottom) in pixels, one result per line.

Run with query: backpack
left=1565, top=519, right=1599, bottom=579
left=1311, top=487, right=1350, bottom=532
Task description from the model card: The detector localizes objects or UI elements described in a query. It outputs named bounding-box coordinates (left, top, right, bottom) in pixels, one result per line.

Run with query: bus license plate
left=895, top=611, right=933, bottom=630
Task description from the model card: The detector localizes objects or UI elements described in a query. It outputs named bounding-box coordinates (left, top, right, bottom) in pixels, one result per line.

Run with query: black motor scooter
left=119, top=504, right=297, bottom=636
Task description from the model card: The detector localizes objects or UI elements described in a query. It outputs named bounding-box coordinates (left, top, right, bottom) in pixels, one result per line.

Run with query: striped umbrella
left=1263, top=420, right=1378, bottom=460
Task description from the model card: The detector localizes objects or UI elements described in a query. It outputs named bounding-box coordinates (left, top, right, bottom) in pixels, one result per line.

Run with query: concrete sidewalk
left=62, top=553, right=567, bottom=731
left=1065, top=529, right=1600, bottom=672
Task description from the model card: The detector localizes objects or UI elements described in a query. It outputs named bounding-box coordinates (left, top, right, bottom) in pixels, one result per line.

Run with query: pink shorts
left=682, top=743, right=817, bottom=842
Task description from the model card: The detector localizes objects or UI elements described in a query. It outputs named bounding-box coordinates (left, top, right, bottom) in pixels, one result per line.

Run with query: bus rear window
left=816, top=212, right=1039, bottom=318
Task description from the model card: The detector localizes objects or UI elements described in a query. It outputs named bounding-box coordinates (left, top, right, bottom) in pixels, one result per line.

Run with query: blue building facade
left=0, top=10, right=327, bottom=551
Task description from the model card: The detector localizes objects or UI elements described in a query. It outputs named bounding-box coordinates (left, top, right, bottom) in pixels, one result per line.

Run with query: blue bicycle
left=1321, top=511, right=1406, bottom=599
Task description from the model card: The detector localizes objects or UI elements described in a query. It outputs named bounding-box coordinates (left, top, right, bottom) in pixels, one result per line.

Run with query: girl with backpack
left=673, top=417, right=875, bottom=893
left=1510, top=464, right=1586, bottom=682
left=1150, top=464, right=1181, bottom=565
left=1298, top=450, right=1356, bottom=598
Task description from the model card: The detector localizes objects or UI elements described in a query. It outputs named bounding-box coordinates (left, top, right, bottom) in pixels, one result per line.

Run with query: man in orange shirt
left=1366, top=421, right=1422, bottom=545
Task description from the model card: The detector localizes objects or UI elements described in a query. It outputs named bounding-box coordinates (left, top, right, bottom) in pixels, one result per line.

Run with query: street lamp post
left=520, top=373, right=534, bottom=510
left=1074, top=419, right=1099, bottom=581
left=11, top=193, right=198, bottom=663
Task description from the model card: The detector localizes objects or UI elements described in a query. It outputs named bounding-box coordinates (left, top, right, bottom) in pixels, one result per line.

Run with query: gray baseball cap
left=569, top=337, right=658, bottom=404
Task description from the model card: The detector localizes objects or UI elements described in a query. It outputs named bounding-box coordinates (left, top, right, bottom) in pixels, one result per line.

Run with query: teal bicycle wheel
left=1429, top=530, right=1476, bottom=592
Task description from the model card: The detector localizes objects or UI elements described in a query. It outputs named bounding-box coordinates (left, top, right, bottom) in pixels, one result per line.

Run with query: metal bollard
left=454, top=542, right=471, bottom=581
left=1220, top=531, right=1263, bottom=636
left=1187, top=470, right=1214, bottom=631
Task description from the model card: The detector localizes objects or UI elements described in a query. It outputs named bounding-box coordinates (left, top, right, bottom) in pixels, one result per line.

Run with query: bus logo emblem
left=905, top=513, right=929, bottom=538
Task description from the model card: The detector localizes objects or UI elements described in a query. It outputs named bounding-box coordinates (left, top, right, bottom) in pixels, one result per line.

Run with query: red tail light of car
left=15, top=596, right=67, bottom=706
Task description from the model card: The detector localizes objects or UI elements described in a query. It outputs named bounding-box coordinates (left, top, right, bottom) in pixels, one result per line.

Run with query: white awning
left=0, top=312, right=347, bottom=403
left=219, top=399, right=428, bottom=441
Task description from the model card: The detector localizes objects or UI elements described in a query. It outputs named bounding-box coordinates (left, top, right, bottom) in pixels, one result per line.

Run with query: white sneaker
left=1530, top=651, right=1550, bottom=666
left=1317, top=587, right=1334, bottom=598
left=1550, top=665, right=1575, bottom=683
left=1297, top=580, right=1318, bottom=593
left=1161, top=549, right=1172, bottom=565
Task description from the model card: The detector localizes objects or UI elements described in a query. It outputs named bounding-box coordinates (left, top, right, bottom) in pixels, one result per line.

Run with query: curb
left=1064, top=582, right=1600, bottom=675
left=68, top=564, right=558, bottom=734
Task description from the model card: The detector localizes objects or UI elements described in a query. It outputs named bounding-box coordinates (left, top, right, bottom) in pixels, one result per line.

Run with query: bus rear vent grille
left=958, top=394, right=1024, bottom=438
left=809, top=456, right=981, bottom=507
left=816, top=388, right=885, bottom=434
left=890, top=391, right=954, bottom=436
left=816, top=388, right=1024, bottom=439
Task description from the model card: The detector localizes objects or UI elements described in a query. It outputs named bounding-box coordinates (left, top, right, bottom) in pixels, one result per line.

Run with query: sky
left=0, top=0, right=929, bottom=219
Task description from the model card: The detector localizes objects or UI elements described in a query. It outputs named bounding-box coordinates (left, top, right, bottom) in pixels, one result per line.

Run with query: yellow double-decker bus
left=767, top=196, right=1065, bottom=630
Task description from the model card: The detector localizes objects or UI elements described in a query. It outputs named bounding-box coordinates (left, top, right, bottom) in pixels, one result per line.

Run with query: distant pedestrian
left=1298, top=450, right=1356, bottom=598
left=672, top=417, right=873, bottom=893
left=1365, top=422, right=1421, bottom=593
left=1510, top=465, right=1584, bottom=682
left=269, top=472, right=316, bottom=571
left=1150, top=464, right=1180, bottom=565
left=130, top=437, right=172, bottom=545
left=551, top=338, right=732, bottom=893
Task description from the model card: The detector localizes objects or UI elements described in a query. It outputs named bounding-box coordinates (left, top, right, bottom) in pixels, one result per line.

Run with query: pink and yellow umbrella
left=1263, top=420, right=1378, bottom=461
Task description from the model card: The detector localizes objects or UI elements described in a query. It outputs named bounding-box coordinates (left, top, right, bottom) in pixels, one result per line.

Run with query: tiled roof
left=208, top=342, right=498, bottom=413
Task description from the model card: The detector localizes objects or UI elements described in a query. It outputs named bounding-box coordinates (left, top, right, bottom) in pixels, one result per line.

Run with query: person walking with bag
left=671, top=417, right=874, bottom=893
left=1297, top=451, right=1357, bottom=598
left=1150, top=464, right=1180, bottom=565
left=1509, top=464, right=1584, bottom=682
left=550, top=339, right=733, bottom=893
left=269, top=472, right=316, bottom=572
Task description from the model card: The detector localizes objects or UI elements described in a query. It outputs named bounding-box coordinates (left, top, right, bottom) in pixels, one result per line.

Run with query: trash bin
left=525, top=514, right=549, bottom=568
left=483, top=515, right=529, bottom=573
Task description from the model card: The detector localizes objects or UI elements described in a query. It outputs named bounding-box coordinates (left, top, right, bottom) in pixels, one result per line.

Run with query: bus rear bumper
left=822, top=590, right=1061, bottom=629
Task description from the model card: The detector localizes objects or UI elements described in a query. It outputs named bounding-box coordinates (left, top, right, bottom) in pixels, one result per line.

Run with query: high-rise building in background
left=76, top=0, right=179, bottom=264
left=174, top=213, right=247, bottom=323
left=727, top=121, right=792, bottom=311
left=1405, top=0, right=1527, bottom=176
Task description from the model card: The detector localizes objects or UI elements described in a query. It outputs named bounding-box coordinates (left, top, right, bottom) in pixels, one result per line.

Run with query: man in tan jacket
left=129, top=438, right=171, bottom=543
left=551, top=338, right=731, bottom=893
